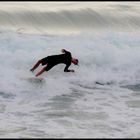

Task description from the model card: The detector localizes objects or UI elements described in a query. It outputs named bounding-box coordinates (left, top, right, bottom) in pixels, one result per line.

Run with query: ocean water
left=0, top=2, right=140, bottom=138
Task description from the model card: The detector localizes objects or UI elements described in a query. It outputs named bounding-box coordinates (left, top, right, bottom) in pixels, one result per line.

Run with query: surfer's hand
left=70, top=70, right=75, bottom=72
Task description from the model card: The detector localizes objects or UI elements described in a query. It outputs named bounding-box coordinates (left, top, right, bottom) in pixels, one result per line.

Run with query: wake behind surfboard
left=95, top=81, right=114, bottom=85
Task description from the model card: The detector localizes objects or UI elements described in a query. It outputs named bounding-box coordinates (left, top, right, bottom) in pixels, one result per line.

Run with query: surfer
left=30, top=49, right=79, bottom=77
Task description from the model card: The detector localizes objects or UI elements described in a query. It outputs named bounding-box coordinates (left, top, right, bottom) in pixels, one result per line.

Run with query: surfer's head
left=72, top=58, right=79, bottom=65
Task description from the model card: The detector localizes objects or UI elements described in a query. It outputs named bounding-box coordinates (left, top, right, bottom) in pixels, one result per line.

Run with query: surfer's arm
left=61, top=49, right=71, bottom=55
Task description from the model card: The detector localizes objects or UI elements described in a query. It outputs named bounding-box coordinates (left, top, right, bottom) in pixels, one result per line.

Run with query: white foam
left=1, top=30, right=140, bottom=98
left=0, top=29, right=140, bottom=138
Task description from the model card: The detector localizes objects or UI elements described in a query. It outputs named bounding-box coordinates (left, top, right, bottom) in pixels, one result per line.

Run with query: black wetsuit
left=41, top=50, right=72, bottom=72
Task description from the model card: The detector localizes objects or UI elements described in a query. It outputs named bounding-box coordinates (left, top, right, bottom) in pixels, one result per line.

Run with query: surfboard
left=26, top=77, right=45, bottom=83
left=20, top=76, right=45, bottom=84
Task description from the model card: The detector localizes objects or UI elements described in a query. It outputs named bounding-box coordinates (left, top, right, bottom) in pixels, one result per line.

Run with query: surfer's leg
left=30, top=60, right=42, bottom=72
left=35, top=64, right=48, bottom=77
